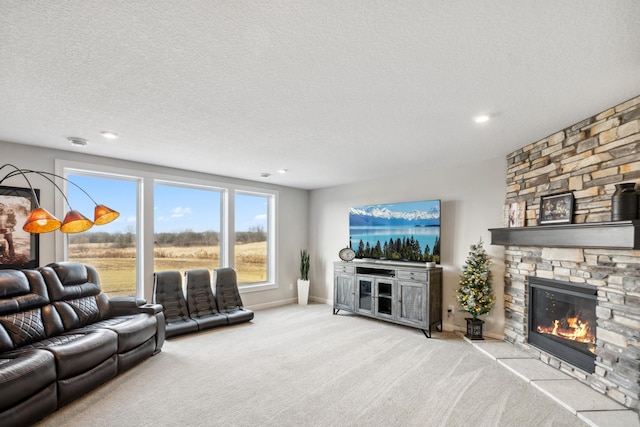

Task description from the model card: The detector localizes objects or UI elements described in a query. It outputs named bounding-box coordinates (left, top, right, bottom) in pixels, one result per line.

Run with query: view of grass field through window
left=66, top=172, right=271, bottom=297
left=67, top=173, right=138, bottom=297
left=153, top=183, right=222, bottom=280
left=234, top=192, right=269, bottom=283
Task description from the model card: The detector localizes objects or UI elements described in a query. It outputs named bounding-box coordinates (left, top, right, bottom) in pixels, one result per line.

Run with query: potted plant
left=297, top=249, right=310, bottom=305
left=455, top=238, right=494, bottom=339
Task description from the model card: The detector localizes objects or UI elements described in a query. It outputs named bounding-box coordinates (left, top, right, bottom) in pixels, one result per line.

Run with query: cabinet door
left=374, top=279, right=395, bottom=320
left=355, top=275, right=374, bottom=314
left=334, top=273, right=355, bottom=311
left=397, top=281, right=427, bottom=328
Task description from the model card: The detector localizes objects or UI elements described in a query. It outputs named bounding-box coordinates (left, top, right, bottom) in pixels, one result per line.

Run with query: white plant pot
left=297, top=279, right=310, bottom=305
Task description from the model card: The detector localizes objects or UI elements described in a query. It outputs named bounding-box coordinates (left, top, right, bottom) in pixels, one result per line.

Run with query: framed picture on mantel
left=539, top=192, right=574, bottom=225
left=507, top=201, right=526, bottom=227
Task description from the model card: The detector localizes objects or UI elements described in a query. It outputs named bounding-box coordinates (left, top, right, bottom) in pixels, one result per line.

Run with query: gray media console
left=333, top=261, right=443, bottom=338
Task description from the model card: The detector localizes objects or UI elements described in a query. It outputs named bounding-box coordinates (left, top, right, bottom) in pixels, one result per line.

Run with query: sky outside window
left=67, top=174, right=137, bottom=233
left=154, top=184, right=221, bottom=233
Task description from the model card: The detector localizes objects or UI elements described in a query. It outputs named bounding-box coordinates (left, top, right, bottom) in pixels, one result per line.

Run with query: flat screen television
left=349, top=199, right=440, bottom=263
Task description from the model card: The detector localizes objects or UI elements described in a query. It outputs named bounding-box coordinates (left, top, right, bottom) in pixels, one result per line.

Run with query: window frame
left=231, top=188, right=276, bottom=290
left=55, top=160, right=278, bottom=297
left=153, top=179, right=226, bottom=272
left=55, top=159, right=143, bottom=297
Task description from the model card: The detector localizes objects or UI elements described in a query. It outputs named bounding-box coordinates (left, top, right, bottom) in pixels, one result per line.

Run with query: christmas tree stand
left=465, top=318, right=484, bottom=340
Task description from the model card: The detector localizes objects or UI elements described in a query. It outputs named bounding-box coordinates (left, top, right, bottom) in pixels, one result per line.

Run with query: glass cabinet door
left=357, top=277, right=373, bottom=313
left=376, top=280, right=394, bottom=317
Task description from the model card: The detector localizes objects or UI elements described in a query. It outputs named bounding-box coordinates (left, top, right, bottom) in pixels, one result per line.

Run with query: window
left=61, top=161, right=277, bottom=296
left=65, top=172, right=140, bottom=298
left=234, top=191, right=272, bottom=284
left=153, top=182, right=222, bottom=274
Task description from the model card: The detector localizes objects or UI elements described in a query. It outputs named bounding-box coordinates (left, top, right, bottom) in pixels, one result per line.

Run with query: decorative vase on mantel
left=611, top=182, right=638, bottom=221
left=465, top=318, right=484, bottom=340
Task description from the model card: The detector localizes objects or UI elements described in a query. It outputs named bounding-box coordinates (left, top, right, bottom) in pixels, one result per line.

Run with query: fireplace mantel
left=489, top=220, right=640, bottom=250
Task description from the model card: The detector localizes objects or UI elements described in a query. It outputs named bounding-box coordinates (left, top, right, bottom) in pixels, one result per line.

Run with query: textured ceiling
left=1, top=1, right=639, bottom=189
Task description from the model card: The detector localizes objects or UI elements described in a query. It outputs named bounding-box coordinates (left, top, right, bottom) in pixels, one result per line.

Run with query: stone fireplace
left=490, top=94, right=640, bottom=412
left=528, top=277, right=597, bottom=373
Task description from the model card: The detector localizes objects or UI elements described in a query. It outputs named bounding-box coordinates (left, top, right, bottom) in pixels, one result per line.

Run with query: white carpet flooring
left=35, top=303, right=587, bottom=427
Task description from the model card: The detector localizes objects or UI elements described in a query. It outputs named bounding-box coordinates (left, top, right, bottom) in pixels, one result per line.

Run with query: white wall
left=309, top=156, right=507, bottom=338
left=1, top=141, right=309, bottom=308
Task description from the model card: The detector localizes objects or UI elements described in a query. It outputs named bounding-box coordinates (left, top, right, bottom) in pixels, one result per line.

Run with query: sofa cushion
left=0, top=349, right=56, bottom=411
left=0, top=269, right=52, bottom=353
left=0, top=269, right=48, bottom=301
left=225, top=309, right=255, bottom=325
left=52, top=296, right=102, bottom=330
left=0, top=270, right=30, bottom=298
left=78, top=314, right=157, bottom=353
left=165, top=319, right=199, bottom=338
left=40, top=263, right=102, bottom=303
left=0, top=307, right=48, bottom=352
left=25, top=330, right=118, bottom=379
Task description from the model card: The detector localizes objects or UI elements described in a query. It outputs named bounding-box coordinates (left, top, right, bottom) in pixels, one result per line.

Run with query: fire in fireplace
left=535, top=309, right=595, bottom=350
left=528, top=277, right=597, bottom=373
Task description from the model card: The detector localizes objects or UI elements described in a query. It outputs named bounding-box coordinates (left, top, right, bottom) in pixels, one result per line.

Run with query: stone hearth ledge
left=466, top=338, right=639, bottom=427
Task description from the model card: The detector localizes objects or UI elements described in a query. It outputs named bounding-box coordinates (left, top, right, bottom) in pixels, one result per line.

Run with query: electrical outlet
left=448, top=305, right=454, bottom=316
left=289, top=283, right=293, bottom=290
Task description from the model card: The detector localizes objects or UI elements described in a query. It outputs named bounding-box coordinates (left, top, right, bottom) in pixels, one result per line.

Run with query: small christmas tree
left=456, top=238, right=494, bottom=321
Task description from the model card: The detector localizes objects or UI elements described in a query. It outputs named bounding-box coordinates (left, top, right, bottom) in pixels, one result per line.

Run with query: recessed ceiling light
left=100, top=131, right=119, bottom=139
left=474, top=114, right=491, bottom=124
left=277, top=169, right=288, bottom=174
left=67, top=137, right=88, bottom=148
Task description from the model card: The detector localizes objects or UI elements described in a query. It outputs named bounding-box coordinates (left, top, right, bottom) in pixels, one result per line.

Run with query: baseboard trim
left=247, top=298, right=297, bottom=311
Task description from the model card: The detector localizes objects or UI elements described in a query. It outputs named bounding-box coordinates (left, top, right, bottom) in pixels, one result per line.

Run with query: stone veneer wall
left=502, top=95, right=640, bottom=411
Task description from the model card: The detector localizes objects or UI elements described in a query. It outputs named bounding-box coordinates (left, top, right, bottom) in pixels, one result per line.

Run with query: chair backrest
left=214, top=268, right=244, bottom=311
left=184, top=269, right=219, bottom=318
left=0, top=269, right=52, bottom=352
left=153, top=271, right=190, bottom=323
left=40, top=262, right=110, bottom=330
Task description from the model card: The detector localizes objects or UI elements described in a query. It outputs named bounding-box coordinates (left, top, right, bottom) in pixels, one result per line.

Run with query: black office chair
left=185, top=269, right=228, bottom=330
left=153, top=270, right=198, bottom=338
left=213, top=268, right=254, bottom=325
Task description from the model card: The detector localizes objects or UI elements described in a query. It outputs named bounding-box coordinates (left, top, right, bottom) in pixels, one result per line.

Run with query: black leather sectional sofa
left=0, top=262, right=165, bottom=426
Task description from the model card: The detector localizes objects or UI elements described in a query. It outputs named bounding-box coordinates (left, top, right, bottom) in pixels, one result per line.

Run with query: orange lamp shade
left=93, top=204, right=120, bottom=225
left=60, top=210, right=93, bottom=233
left=23, top=207, right=62, bottom=233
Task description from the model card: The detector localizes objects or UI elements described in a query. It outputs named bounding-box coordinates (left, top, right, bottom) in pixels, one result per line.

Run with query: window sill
left=239, top=282, right=278, bottom=293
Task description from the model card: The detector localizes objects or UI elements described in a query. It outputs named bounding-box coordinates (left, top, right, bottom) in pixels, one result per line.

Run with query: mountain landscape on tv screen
left=349, top=204, right=440, bottom=227
left=349, top=201, right=441, bottom=263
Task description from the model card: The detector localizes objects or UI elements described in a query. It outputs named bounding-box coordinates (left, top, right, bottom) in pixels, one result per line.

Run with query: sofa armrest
left=138, top=303, right=164, bottom=315
left=109, top=296, right=150, bottom=316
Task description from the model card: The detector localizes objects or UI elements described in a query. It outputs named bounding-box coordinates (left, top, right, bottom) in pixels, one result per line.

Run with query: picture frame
left=0, top=186, right=40, bottom=269
left=539, top=191, right=574, bottom=225
left=507, top=201, right=526, bottom=227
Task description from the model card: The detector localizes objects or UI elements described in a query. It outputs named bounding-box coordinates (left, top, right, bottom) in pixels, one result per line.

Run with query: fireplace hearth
left=528, top=277, right=597, bottom=373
